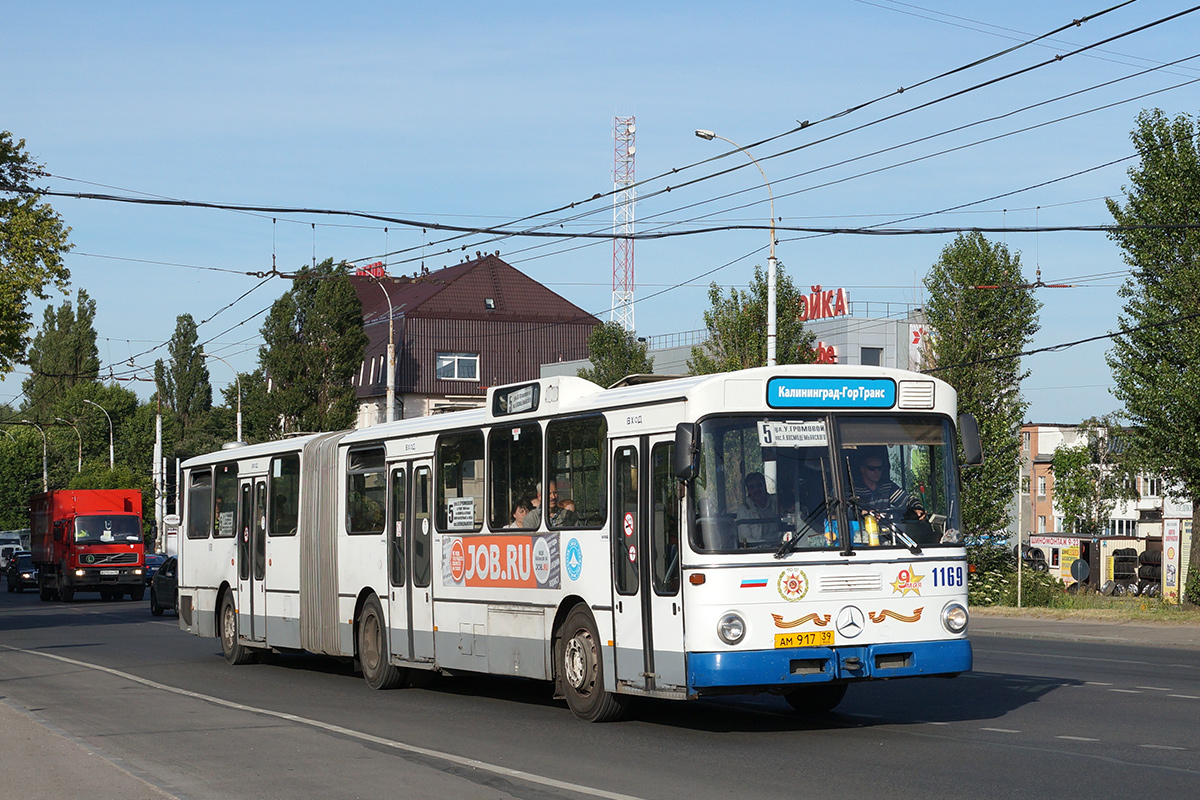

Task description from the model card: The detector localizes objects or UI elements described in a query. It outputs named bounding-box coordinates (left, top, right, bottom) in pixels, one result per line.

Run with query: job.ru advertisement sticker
left=767, top=377, right=896, bottom=409
left=442, top=533, right=560, bottom=589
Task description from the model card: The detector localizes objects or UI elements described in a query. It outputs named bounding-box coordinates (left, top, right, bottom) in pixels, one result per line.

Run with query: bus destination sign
left=767, top=377, right=896, bottom=409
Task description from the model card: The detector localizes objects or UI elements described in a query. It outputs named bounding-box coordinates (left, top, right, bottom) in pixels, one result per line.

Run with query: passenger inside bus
left=734, top=472, right=780, bottom=546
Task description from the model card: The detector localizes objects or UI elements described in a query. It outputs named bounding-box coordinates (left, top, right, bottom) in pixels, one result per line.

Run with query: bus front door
left=388, top=461, right=436, bottom=664
left=610, top=436, right=686, bottom=696
left=236, top=478, right=268, bottom=643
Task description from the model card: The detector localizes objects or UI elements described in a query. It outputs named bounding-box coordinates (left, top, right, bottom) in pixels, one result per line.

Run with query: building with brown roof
left=349, top=254, right=599, bottom=424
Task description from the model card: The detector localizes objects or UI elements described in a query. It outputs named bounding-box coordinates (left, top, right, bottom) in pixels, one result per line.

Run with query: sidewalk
left=0, top=699, right=174, bottom=800
left=971, top=611, right=1200, bottom=650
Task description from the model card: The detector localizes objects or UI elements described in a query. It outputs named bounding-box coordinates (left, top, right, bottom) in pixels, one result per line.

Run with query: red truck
left=30, top=490, right=146, bottom=602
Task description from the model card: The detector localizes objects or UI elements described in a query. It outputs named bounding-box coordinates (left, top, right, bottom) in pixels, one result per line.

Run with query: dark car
left=144, top=553, right=166, bottom=585
left=149, top=555, right=178, bottom=616
left=6, top=552, right=38, bottom=593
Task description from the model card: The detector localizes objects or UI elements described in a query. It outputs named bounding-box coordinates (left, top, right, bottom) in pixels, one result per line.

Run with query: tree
left=0, top=132, right=72, bottom=375
left=688, top=264, right=817, bottom=374
left=155, top=313, right=212, bottom=432
left=21, top=288, right=100, bottom=415
left=577, top=321, right=654, bottom=387
left=1051, top=415, right=1135, bottom=537
left=1105, top=108, right=1200, bottom=604
left=259, top=259, right=367, bottom=433
left=922, top=233, right=1041, bottom=541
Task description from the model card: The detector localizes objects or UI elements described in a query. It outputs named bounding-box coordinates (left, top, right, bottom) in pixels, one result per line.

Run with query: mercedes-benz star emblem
left=836, top=605, right=865, bottom=639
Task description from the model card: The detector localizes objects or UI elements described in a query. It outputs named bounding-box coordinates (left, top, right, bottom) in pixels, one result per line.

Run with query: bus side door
left=388, top=461, right=435, bottom=664
left=610, top=435, right=685, bottom=695
left=236, top=477, right=268, bottom=643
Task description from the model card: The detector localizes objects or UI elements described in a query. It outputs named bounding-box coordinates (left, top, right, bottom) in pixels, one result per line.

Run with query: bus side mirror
left=959, top=413, right=984, bottom=466
left=674, top=423, right=696, bottom=481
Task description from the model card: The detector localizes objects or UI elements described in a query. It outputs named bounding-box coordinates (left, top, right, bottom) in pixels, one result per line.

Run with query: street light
left=369, top=276, right=397, bottom=423
left=55, top=417, right=82, bottom=473
left=201, top=352, right=243, bottom=444
left=21, top=419, right=48, bottom=492
left=82, top=398, right=114, bottom=470
left=695, top=129, right=779, bottom=367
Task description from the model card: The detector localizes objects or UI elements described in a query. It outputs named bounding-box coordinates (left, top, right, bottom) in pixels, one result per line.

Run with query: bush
left=968, top=566, right=1064, bottom=607
left=1186, top=565, right=1200, bottom=607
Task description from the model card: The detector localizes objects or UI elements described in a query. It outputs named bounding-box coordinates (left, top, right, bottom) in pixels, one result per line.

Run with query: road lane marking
left=1136, top=686, right=1172, bottom=691
left=3, top=645, right=647, bottom=800
left=1139, top=744, right=1187, bottom=751
left=1109, top=689, right=1141, bottom=694
left=980, top=727, right=1021, bottom=734
left=1168, top=694, right=1199, bottom=700
left=1085, top=682, right=1113, bottom=686
left=1056, top=736, right=1099, bottom=742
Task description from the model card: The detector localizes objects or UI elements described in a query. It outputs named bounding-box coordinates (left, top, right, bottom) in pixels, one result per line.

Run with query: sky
left=4, top=0, right=1199, bottom=424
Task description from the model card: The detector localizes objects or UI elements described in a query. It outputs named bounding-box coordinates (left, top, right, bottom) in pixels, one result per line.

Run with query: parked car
left=144, top=553, right=166, bottom=585
left=149, top=556, right=178, bottom=616
left=6, top=552, right=38, bottom=593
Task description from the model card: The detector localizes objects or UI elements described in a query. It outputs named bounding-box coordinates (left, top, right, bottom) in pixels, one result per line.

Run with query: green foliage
left=1051, top=415, right=1136, bottom=536
left=688, top=264, right=817, bottom=374
left=577, top=321, right=654, bottom=387
left=968, top=565, right=1064, bottom=607
left=0, top=131, right=73, bottom=375
left=923, top=233, right=1041, bottom=538
left=1185, top=564, right=1200, bottom=606
left=21, top=288, right=100, bottom=415
left=154, top=314, right=212, bottom=432
left=1105, top=108, right=1200, bottom=587
left=259, top=259, right=367, bottom=434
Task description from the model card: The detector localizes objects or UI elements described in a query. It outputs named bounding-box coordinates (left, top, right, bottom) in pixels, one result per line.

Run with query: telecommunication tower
left=611, top=116, right=636, bottom=332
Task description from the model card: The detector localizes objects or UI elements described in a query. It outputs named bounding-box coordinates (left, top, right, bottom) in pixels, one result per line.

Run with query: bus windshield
left=74, top=515, right=143, bottom=545
left=689, top=414, right=961, bottom=553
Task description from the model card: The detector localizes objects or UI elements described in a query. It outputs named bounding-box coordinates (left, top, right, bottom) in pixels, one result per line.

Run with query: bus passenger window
left=213, top=463, right=239, bottom=538
left=187, top=469, right=212, bottom=539
left=651, top=443, right=680, bottom=595
left=437, top=432, right=484, bottom=532
left=488, top=423, right=542, bottom=529
left=270, top=454, right=300, bottom=536
left=413, top=466, right=432, bottom=588
left=347, top=447, right=386, bottom=535
left=547, top=416, right=606, bottom=528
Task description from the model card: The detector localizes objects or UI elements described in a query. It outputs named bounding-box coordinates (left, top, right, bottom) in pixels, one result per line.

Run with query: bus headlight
left=717, top=613, right=746, bottom=645
left=941, top=602, right=968, bottom=634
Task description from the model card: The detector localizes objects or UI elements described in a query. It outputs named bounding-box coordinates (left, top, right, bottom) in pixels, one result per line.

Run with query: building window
left=1037, top=476, right=1046, bottom=497
left=1038, top=515, right=1047, bottom=533
left=861, top=347, right=883, bottom=367
left=1022, top=431, right=1031, bottom=452
left=436, top=352, right=479, bottom=381
left=1141, top=474, right=1161, bottom=498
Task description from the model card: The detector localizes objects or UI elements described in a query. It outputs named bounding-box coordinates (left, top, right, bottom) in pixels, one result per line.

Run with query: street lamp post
left=202, top=352, right=243, bottom=444
left=370, top=277, right=397, bottom=423
left=21, top=419, right=48, bottom=492
left=55, top=418, right=82, bottom=473
left=695, top=129, right=779, bottom=367
left=82, top=398, right=114, bottom=470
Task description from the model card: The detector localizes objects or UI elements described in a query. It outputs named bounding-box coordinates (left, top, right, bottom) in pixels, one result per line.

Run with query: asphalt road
left=1, top=588, right=1197, bottom=800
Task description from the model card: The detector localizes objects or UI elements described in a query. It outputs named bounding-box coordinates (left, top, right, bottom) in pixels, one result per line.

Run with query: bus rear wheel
left=557, top=605, right=627, bottom=722
left=358, top=596, right=405, bottom=690
left=784, top=683, right=847, bottom=714
left=220, top=592, right=254, bottom=665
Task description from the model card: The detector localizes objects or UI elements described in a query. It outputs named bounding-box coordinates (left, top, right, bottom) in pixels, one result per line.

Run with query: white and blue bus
left=176, top=364, right=982, bottom=721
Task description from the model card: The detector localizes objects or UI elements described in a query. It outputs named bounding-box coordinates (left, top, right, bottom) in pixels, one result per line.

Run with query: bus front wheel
left=784, top=683, right=847, bottom=714
left=557, top=605, right=627, bottom=722
left=220, top=592, right=254, bottom=665
left=358, top=595, right=405, bottom=690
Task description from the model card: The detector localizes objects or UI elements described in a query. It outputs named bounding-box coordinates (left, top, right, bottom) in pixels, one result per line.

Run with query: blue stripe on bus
left=687, top=639, right=972, bottom=690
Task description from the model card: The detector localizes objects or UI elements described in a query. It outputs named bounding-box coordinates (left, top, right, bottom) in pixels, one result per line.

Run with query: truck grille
left=80, top=552, right=139, bottom=565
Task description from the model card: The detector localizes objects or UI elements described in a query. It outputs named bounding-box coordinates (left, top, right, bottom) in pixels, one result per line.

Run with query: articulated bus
left=176, top=364, right=982, bottom=721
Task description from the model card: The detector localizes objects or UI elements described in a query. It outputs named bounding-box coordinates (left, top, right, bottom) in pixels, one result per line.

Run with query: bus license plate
left=99, top=569, right=119, bottom=575
left=774, top=631, right=834, bottom=648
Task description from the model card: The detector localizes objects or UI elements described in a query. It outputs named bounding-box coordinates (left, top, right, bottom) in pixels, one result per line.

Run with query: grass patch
left=974, top=596, right=1200, bottom=624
